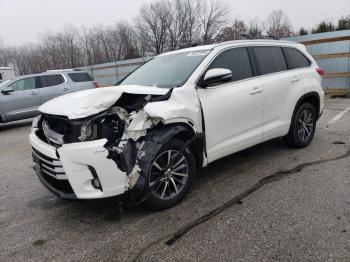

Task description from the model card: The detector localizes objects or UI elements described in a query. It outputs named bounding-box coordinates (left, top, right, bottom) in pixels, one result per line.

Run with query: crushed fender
left=100, top=87, right=204, bottom=206
left=106, top=124, right=200, bottom=205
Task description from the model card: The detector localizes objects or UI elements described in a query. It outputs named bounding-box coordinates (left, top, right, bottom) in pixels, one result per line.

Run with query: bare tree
left=166, top=0, right=201, bottom=50
left=115, top=22, right=139, bottom=59
left=80, top=26, right=94, bottom=66
left=167, top=0, right=187, bottom=50
left=181, top=0, right=201, bottom=47
left=60, top=24, right=82, bottom=68
left=265, top=10, right=293, bottom=38
left=198, top=0, right=229, bottom=44
left=215, top=19, right=247, bottom=42
left=3, top=1, right=325, bottom=76
left=135, top=1, right=172, bottom=55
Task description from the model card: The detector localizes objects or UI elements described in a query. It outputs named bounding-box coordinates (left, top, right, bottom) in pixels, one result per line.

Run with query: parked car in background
left=0, top=69, right=98, bottom=123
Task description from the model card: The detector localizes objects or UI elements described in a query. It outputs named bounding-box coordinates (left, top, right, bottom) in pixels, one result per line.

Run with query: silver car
left=0, top=70, right=98, bottom=123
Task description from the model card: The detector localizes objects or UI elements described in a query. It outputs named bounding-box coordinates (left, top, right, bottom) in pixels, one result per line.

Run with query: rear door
left=67, top=72, right=95, bottom=92
left=37, top=74, right=70, bottom=103
left=249, top=46, right=298, bottom=141
left=1, top=77, right=41, bottom=121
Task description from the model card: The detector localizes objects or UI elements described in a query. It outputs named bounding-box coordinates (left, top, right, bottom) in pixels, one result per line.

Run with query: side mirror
left=201, top=68, right=232, bottom=87
left=1, top=85, right=14, bottom=94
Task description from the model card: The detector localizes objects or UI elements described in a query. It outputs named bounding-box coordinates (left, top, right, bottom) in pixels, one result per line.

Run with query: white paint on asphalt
left=327, top=105, right=350, bottom=124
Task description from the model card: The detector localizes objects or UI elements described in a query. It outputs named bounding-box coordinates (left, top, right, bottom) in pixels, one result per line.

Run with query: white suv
left=29, top=40, right=324, bottom=210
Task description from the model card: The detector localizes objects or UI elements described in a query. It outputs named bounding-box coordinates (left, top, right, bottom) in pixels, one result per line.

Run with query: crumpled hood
left=39, top=85, right=170, bottom=119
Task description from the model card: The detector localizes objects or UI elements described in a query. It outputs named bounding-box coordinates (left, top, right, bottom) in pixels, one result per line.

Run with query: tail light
left=93, top=81, right=99, bottom=88
left=316, top=67, right=324, bottom=76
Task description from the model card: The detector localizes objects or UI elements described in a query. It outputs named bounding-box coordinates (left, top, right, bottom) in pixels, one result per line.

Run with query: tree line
left=0, top=0, right=349, bottom=76
left=299, top=15, right=350, bottom=35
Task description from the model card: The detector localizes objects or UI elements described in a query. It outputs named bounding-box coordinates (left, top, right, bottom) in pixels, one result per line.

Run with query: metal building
left=285, top=30, right=350, bottom=91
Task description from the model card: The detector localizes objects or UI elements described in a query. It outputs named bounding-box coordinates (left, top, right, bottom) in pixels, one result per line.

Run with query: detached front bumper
left=30, top=130, right=128, bottom=200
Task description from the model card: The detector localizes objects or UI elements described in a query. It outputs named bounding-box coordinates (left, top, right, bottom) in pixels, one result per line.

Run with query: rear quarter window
left=282, top=47, right=311, bottom=69
left=68, top=72, right=93, bottom=82
left=251, top=46, right=287, bottom=75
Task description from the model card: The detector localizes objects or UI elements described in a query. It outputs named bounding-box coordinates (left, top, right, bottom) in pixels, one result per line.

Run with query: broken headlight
left=78, top=113, right=125, bottom=145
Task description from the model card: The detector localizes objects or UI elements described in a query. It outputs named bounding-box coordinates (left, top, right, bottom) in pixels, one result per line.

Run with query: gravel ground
left=0, top=97, right=349, bottom=262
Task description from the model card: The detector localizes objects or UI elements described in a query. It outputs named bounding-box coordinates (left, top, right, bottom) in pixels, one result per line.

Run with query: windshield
left=119, top=50, right=211, bottom=88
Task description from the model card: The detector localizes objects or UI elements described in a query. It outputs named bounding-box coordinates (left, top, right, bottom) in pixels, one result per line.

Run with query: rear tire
left=284, top=102, right=316, bottom=148
left=142, top=139, right=196, bottom=210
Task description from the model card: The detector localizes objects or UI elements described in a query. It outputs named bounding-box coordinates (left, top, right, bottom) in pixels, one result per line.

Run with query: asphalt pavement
left=0, top=98, right=349, bottom=261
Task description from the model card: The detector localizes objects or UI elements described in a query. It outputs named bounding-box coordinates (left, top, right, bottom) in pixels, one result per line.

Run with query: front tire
left=284, top=102, right=316, bottom=148
left=142, top=139, right=196, bottom=210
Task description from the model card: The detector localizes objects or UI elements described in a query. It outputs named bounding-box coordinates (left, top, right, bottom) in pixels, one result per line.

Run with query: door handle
left=30, top=91, right=38, bottom=95
left=250, top=87, right=262, bottom=95
left=291, top=76, right=300, bottom=83
left=63, top=87, right=70, bottom=91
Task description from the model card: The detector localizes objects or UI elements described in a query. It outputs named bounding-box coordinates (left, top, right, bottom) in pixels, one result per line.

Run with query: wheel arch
left=293, top=92, right=320, bottom=121
left=287, top=92, right=320, bottom=136
left=149, top=122, right=205, bottom=169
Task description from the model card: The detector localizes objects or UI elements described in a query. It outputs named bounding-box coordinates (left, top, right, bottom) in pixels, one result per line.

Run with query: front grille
left=32, top=147, right=74, bottom=195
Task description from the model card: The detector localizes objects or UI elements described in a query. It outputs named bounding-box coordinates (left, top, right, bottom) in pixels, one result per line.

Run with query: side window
left=252, top=46, right=287, bottom=75
left=68, top=72, right=93, bottom=82
left=207, top=47, right=253, bottom=84
left=283, top=47, right=311, bottom=69
left=37, top=74, right=65, bottom=88
left=9, top=77, right=36, bottom=92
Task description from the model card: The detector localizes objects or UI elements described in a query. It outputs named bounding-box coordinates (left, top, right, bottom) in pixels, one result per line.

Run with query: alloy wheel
left=297, top=109, right=314, bottom=142
left=149, top=150, right=189, bottom=200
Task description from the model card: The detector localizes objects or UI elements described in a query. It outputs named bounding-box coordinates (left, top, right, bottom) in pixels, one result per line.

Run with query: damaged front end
left=33, top=88, right=198, bottom=203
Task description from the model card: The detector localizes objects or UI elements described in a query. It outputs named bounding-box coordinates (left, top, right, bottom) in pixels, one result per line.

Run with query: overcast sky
left=1, top=0, right=349, bottom=46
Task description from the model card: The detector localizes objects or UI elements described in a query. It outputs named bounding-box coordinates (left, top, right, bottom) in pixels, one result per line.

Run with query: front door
left=197, top=47, right=263, bottom=163
left=1, top=77, right=41, bottom=121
